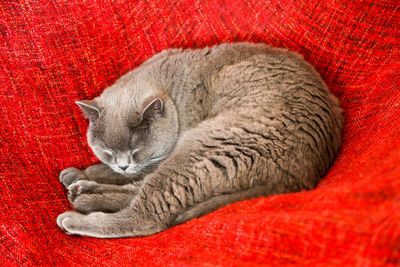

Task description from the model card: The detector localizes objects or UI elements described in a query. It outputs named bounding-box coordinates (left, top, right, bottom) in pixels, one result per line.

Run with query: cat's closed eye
left=103, top=149, right=115, bottom=161
left=131, top=148, right=141, bottom=160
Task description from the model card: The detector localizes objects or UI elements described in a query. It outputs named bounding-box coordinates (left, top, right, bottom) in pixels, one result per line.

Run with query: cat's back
left=154, top=42, right=335, bottom=106
left=206, top=44, right=340, bottom=117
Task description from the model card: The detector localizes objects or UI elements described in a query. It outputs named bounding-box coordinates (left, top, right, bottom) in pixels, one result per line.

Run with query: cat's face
left=76, top=94, right=178, bottom=177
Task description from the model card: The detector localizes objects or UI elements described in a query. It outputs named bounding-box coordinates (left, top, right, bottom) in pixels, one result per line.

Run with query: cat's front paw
left=59, top=167, right=87, bottom=188
left=68, top=180, right=99, bottom=202
left=57, top=211, right=84, bottom=235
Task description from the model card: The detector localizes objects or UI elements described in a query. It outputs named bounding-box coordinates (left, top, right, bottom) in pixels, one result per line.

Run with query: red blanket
left=1, top=1, right=399, bottom=265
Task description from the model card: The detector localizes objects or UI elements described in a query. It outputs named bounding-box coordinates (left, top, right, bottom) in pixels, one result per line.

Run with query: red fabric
left=1, top=0, right=399, bottom=265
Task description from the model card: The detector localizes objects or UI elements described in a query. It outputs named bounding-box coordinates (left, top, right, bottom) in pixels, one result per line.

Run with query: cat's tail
left=173, top=185, right=270, bottom=225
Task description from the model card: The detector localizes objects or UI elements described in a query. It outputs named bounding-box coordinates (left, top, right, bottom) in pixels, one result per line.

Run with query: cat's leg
left=68, top=180, right=141, bottom=199
left=57, top=208, right=163, bottom=238
left=71, top=192, right=135, bottom=213
left=60, top=164, right=140, bottom=187
left=67, top=180, right=140, bottom=202
left=66, top=180, right=141, bottom=212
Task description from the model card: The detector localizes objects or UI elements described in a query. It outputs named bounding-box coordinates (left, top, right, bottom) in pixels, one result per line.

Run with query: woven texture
left=1, top=0, right=399, bottom=266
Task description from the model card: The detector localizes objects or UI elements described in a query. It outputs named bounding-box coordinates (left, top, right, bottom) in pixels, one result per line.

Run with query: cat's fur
left=57, top=43, right=343, bottom=238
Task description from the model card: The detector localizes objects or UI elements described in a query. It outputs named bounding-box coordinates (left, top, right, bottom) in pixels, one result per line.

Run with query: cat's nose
left=118, top=165, right=129, bottom=171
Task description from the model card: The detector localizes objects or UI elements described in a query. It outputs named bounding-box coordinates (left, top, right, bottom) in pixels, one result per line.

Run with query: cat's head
left=76, top=92, right=178, bottom=177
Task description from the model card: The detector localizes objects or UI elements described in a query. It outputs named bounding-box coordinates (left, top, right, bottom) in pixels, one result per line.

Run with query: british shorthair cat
left=57, top=42, right=343, bottom=238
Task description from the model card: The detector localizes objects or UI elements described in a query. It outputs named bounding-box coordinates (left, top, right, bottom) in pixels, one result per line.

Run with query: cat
left=57, top=42, right=343, bottom=238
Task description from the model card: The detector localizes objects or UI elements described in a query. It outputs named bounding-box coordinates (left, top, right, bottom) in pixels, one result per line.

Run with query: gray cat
left=57, top=43, right=343, bottom=238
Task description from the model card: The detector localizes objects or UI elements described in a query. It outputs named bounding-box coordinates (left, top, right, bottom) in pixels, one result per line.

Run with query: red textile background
left=1, top=0, right=399, bottom=266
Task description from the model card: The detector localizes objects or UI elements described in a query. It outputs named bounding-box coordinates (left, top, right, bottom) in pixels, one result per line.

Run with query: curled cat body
left=57, top=42, right=343, bottom=238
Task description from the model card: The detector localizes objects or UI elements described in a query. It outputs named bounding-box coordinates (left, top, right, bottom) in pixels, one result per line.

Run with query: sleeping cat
left=57, top=42, right=343, bottom=238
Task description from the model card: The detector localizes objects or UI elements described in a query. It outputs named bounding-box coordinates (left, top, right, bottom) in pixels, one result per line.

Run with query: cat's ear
left=75, top=100, right=100, bottom=122
left=140, top=97, right=163, bottom=121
